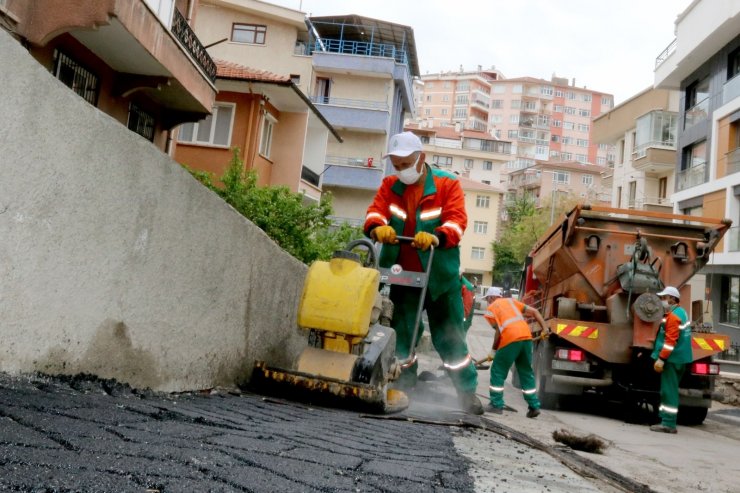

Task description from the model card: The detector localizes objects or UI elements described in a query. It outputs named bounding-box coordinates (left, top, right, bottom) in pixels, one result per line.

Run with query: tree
left=184, top=149, right=363, bottom=264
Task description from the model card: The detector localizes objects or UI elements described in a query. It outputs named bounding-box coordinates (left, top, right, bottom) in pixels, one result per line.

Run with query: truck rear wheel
left=534, top=339, right=559, bottom=410
left=678, top=406, right=708, bottom=426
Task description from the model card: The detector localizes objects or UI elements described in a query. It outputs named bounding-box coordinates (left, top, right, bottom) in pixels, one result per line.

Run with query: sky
left=268, top=0, right=693, bottom=105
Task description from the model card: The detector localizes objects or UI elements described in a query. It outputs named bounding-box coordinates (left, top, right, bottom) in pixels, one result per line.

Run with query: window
left=564, top=106, right=576, bottom=115
left=476, top=195, right=490, bottom=208
left=433, top=155, right=453, bottom=167
left=471, top=247, right=486, bottom=260
left=578, top=123, right=590, bottom=132
left=601, top=96, right=612, bottom=106
left=541, top=86, right=553, bottom=96
left=493, top=85, right=506, bottom=94
left=441, top=108, right=448, bottom=116
left=566, top=91, right=576, bottom=100
left=454, top=108, right=467, bottom=118
left=443, top=81, right=451, bottom=89
left=512, top=84, right=522, bottom=93
left=178, top=103, right=235, bottom=147
left=729, top=47, right=740, bottom=80
left=555, top=89, right=563, bottom=97
left=686, top=77, right=709, bottom=109
left=554, top=104, right=563, bottom=113
left=561, top=152, right=573, bottom=160
left=509, top=114, right=520, bottom=124
left=490, top=114, right=502, bottom=123
left=617, top=186, right=622, bottom=208
left=473, top=221, right=488, bottom=234
left=511, top=100, right=521, bottom=109
left=628, top=181, right=637, bottom=206
left=491, top=99, right=503, bottom=109
left=658, top=177, right=668, bottom=199
left=597, top=157, right=606, bottom=165
left=683, top=140, right=707, bottom=169
left=424, top=108, right=431, bottom=116
left=315, top=77, right=331, bottom=104
left=456, top=94, right=469, bottom=104
left=720, top=276, right=740, bottom=325
left=576, top=154, right=588, bottom=163
left=552, top=171, right=569, bottom=184
left=579, top=108, right=591, bottom=117
left=426, top=95, right=432, bottom=102
left=563, top=121, right=575, bottom=130
left=483, top=160, right=493, bottom=170
left=508, top=130, right=518, bottom=139
left=259, top=113, right=276, bottom=158
left=599, top=143, right=609, bottom=150
left=550, top=150, right=560, bottom=158
left=552, top=119, right=562, bottom=127
left=464, top=159, right=474, bottom=169
left=442, top=95, right=449, bottom=102
left=551, top=135, right=560, bottom=143
left=576, top=139, right=589, bottom=147
left=52, top=50, right=99, bottom=106
left=581, top=94, right=592, bottom=102
left=127, top=103, right=155, bottom=141
left=482, top=180, right=491, bottom=185
left=562, top=136, right=573, bottom=145
left=232, top=23, right=267, bottom=44
left=457, top=81, right=469, bottom=91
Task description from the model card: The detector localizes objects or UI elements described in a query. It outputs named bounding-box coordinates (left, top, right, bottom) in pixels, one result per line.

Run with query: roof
left=213, top=59, right=342, bottom=142
left=308, top=14, right=420, bottom=77
left=216, top=60, right=290, bottom=83
left=404, top=123, right=501, bottom=141
left=457, top=174, right=506, bottom=194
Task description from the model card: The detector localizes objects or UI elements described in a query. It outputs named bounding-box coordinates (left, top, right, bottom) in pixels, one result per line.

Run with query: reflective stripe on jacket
left=652, top=306, right=692, bottom=364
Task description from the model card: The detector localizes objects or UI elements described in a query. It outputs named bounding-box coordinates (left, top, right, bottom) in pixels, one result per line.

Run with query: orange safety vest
left=484, top=298, right=531, bottom=349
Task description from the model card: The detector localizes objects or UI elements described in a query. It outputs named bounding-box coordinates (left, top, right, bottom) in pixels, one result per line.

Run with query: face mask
left=661, top=300, right=671, bottom=311
left=397, top=155, right=422, bottom=185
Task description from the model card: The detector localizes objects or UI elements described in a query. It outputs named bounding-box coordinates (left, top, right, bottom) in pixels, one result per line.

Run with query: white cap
left=486, top=287, right=503, bottom=298
left=382, top=131, right=422, bottom=159
left=657, top=286, right=680, bottom=299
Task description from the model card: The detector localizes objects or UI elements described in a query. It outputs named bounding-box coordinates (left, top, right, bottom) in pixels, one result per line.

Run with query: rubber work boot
left=526, top=407, right=541, bottom=419
left=649, top=424, right=677, bottom=434
left=459, top=392, right=484, bottom=415
left=485, top=404, right=503, bottom=415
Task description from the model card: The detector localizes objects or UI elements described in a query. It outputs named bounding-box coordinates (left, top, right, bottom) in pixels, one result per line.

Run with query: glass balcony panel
left=676, top=162, right=707, bottom=191
left=684, top=97, right=709, bottom=129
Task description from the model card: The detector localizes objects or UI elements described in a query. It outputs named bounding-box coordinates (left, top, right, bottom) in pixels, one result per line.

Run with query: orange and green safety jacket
left=364, top=163, right=467, bottom=300
left=484, top=298, right=532, bottom=349
left=652, top=305, right=692, bottom=364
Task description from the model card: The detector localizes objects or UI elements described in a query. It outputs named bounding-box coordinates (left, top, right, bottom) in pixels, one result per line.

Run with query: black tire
left=677, top=405, right=708, bottom=426
left=533, top=339, right=559, bottom=410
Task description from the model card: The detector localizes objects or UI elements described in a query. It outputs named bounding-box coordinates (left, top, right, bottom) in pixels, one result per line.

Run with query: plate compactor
left=252, top=237, right=432, bottom=414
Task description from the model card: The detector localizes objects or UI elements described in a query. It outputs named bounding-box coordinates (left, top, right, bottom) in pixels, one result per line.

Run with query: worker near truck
left=483, top=286, right=548, bottom=418
left=650, top=286, right=692, bottom=434
left=364, top=131, right=483, bottom=415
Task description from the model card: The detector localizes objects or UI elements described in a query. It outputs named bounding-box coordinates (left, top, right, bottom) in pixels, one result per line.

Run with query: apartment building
left=416, top=69, right=614, bottom=170
left=173, top=0, right=340, bottom=202
left=0, top=0, right=217, bottom=151
left=458, top=177, right=506, bottom=288
left=592, top=87, right=679, bottom=213
left=506, top=160, right=610, bottom=214
left=306, top=14, right=419, bottom=224
left=404, top=122, right=512, bottom=185
left=654, top=0, right=740, bottom=342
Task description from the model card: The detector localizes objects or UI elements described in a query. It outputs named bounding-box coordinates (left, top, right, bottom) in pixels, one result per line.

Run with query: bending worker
left=650, top=286, right=691, bottom=434
left=483, top=287, right=547, bottom=418
left=364, top=131, right=483, bottom=415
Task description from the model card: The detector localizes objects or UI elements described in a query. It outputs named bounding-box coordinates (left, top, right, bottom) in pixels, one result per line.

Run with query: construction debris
left=553, top=428, right=608, bottom=454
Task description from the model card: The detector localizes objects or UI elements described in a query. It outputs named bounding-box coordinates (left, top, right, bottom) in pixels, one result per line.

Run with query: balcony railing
left=676, top=162, right=707, bottom=191
left=325, top=155, right=380, bottom=168
left=627, top=197, right=672, bottom=209
left=309, top=96, right=388, bottom=110
left=171, top=8, right=216, bottom=82
left=727, top=147, right=740, bottom=175
left=655, top=38, right=676, bottom=68
left=724, top=73, right=740, bottom=105
left=632, top=140, right=676, bottom=159
left=309, top=38, right=409, bottom=66
left=684, top=97, right=709, bottom=129
left=729, top=227, right=740, bottom=252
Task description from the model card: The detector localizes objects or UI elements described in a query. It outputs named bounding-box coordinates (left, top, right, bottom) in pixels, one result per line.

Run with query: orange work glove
left=653, top=359, right=665, bottom=373
left=372, top=225, right=397, bottom=244
left=411, top=231, right=439, bottom=251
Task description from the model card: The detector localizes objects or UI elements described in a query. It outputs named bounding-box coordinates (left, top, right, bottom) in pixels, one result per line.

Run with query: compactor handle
left=345, top=238, right=380, bottom=269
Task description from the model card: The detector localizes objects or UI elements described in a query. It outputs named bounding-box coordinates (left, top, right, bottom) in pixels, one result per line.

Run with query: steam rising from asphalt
left=404, top=371, right=469, bottom=419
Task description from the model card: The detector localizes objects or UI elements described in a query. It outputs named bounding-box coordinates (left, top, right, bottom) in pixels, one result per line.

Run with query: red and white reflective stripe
left=522, top=388, right=537, bottom=395
left=489, top=385, right=505, bottom=393
left=400, top=353, right=417, bottom=368
left=420, top=207, right=442, bottom=220
left=659, top=404, right=678, bottom=414
left=366, top=212, right=387, bottom=224
left=444, top=354, right=472, bottom=371
left=440, top=221, right=463, bottom=237
left=389, top=204, right=407, bottom=221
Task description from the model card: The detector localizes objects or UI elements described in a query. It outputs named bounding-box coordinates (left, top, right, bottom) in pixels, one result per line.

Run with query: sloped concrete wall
left=0, top=29, right=308, bottom=392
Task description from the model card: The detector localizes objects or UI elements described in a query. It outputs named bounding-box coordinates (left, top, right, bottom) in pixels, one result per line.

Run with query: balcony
left=14, top=0, right=216, bottom=122
left=724, top=74, right=740, bottom=105
left=310, top=96, right=390, bottom=133
left=655, top=38, right=676, bottom=69
left=628, top=197, right=673, bottom=212
left=676, top=162, right=707, bottom=191
left=471, top=98, right=490, bottom=111
left=321, top=155, right=384, bottom=190
left=632, top=144, right=676, bottom=173
left=727, top=148, right=740, bottom=175
left=462, top=139, right=512, bottom=154
left=684, top=97, right=709, bottom=129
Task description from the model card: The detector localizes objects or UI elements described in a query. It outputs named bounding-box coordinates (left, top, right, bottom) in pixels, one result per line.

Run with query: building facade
left=592, top=87, right=679, bottom=213
left=1, top=0, right=217, bottom=151
left=654, top=0, right=740, bottom=342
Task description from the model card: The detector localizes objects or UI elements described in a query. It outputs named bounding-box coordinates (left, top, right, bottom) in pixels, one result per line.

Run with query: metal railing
left=309, top=96, right=388, bottom=110
left=627, top=197, right=672, bottom=209
left=309, top=38, right=409, bottom=66
left=655, top=38, right=677, bottom=68
left=632, top=140, right=676, bottom=159
left=719, top=342, right=740, bottom=362
left=727, top=148, right=740, bottom=175
left=676, top=162, right=707, bottom=191
left=325, top=155, right=380, bottom=168
left=171, top=8, right=216, bottom=82
left=684, top=96, right=709, bottom=129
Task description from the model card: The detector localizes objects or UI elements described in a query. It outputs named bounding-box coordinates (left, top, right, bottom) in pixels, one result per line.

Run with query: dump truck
left=521, top=205, right=731, bottom=424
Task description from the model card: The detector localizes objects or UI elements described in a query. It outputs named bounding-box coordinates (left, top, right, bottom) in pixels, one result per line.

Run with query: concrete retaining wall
left=0, top=29, right=308, bottom=392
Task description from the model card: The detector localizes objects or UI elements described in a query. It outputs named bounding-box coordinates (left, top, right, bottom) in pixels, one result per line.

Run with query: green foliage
left=183, top=149, right=363, bottom=264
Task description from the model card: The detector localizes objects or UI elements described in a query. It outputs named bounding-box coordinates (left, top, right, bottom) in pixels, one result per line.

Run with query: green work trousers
left=658, top=361, right=685, bottom=429
left=489, top=339, right=540, bottom=410
left=390, top=285, right=477, bottom=393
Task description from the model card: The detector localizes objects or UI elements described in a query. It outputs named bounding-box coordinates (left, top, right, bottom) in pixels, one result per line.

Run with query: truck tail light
left=555, top=348, right=585, bottom=362
left=691, top=362, right=720, bottom=375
